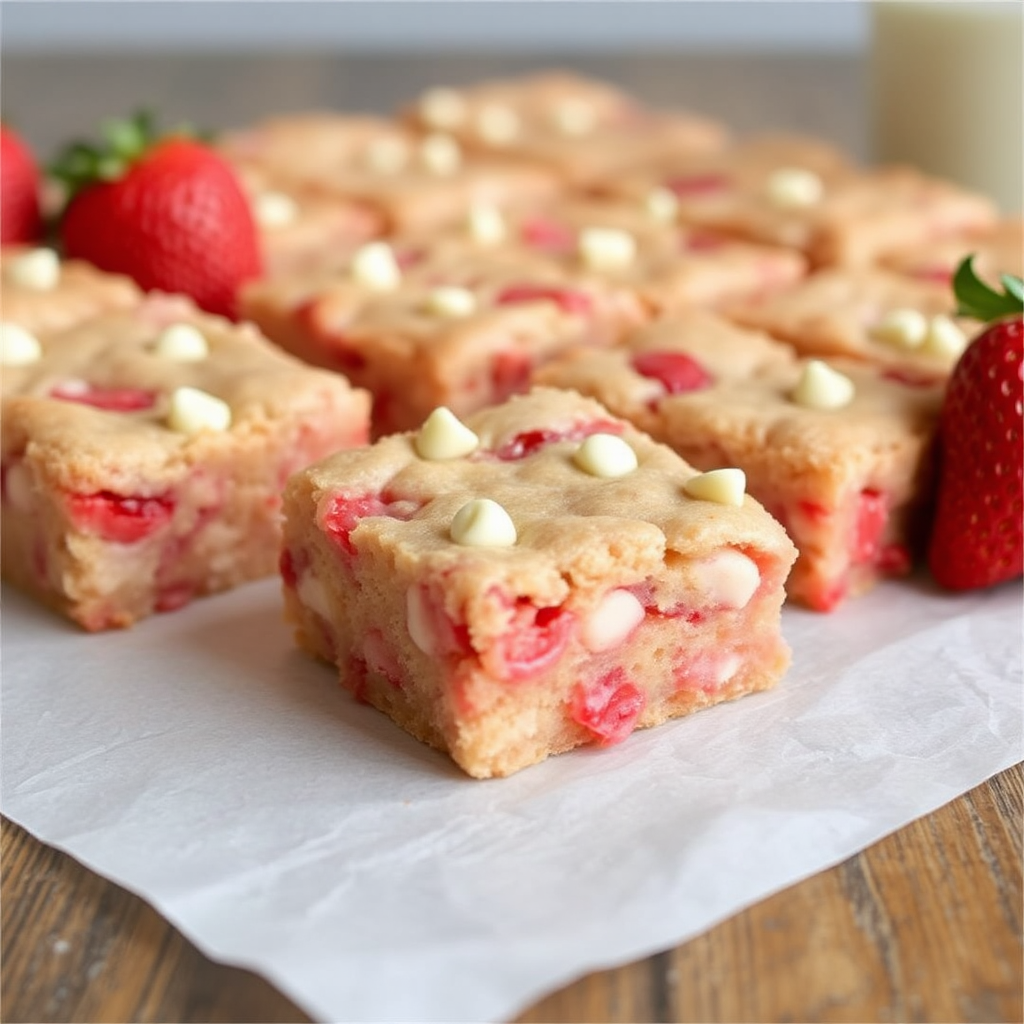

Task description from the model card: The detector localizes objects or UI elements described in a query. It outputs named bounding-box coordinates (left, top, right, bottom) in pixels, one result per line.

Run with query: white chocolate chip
left=553, top=98, right=597, bottom=136
left=645, top=187, right=679, bottom=222
left=406, top=585, right=436, bottom=655
left=366, top=135, right=410, bottom=174
left=476, top=104, right=520, bottom=145
left=573, top=433, right=638, bottom=478
left=450, top=498, right=517, bottom=547
left=3, top=461, right=34, bottom=513
left=254, top=190, right=298, bottom=228
left=791, top=359, right=855, bottom=410
left=0, top=322, right=42, bottom=365
left=297, top=570, right=334, bottom=623
left=579, top=227, right=637, bottom=271
left=167, top=386, right=232, bottom=435
left=765, top=167, right=824, bottom=209
left=419, top=87, right=467, bottom=130
left=154, top=323, right=209, bottom=362
left=870, top=308, right=928, bottom=349
left=6, top=248, right=60, bottom=291
left=714, top=652, right=742, bottom=685
left=468, top=204, right=507, bottom=245
left=424, top=286, right=477, bottom=318
left=415, top=406, right=479, bottom=460
left=683, top=468, right=746, bottom=507
left=922, top=314, right=968, bottom=359
left=350, top=241, right=401, bottom=290
left=420, top=133, right=462, bottom=175
left=581, top=589, right=645, bottom=652
left=689, top=550, right=761, bottom=610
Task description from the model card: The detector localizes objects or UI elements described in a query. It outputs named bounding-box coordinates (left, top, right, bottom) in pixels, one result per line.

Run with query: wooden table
left=2, top=52, right=1021, bottom=1024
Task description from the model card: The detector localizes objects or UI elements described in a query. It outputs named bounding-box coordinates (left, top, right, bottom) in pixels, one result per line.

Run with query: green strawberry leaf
left=954, top=254, right=1024, bottom=321
left=48, top=109, right=185, bottom=201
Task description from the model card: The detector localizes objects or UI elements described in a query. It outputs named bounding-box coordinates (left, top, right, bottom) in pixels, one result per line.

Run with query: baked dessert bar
left=241, top=240, right=647, bottom=434
left=404, top=71, right=729, bottom=185
left=236, top=163, right=384, bottom=277
left=723, top=267, right=978, bottom=379
left=1, top=293, right=371, bottom=630
left=600, top=136, right=997, bottom=268
left=881, top=217, right=1023, bottom=288
left=434, top=198, right=809, bottom=312
left=535, top=311, right=943, bottom=610
left=281, top=387, right=797, bottom=777
left=1, top=247, right=142, bottom=337
left=221, top=113, right=562, bottom=233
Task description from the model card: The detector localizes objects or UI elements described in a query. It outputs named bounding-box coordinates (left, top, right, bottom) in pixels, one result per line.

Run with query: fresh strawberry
left=1, top=124, right=43, bottom=245
left=52, top=112, right=262, bottom=318
left=927, top=256, right=1023, bottom=590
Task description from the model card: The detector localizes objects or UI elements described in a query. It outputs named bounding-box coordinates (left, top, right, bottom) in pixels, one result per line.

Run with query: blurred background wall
left=1, top=1, right=869, bottom=53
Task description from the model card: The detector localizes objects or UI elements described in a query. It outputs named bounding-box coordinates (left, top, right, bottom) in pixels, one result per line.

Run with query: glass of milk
left=870, top=0, right=1023, bottom=214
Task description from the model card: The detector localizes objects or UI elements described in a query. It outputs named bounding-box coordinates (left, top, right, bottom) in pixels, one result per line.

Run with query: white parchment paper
left=2, top=577, right=1021, bottom=1023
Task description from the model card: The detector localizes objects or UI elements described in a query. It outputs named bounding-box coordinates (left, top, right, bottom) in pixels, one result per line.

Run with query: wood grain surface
left=1, top=51, right=1021, bottom=1024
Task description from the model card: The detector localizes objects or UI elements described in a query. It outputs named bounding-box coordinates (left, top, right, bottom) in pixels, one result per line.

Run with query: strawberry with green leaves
left=1, top=124, right=43, bottom=245
left=927, top=256, right=1023, bottom=591
left=52, top=112, right=262, bottom=319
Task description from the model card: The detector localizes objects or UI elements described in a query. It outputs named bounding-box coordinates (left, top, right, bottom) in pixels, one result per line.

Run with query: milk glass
left=871, top=0, right=1023, bottom=213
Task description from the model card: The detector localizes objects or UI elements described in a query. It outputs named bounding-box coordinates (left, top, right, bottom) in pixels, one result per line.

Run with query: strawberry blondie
left=2, top=293, right=371, bottom=630
left=241, top=240, right=647, bottom=434
left=220, top=113, right=561, bottom=234
left=600, top=137, right=997, bottom=268
left=404, top=71, right=729, bottom=185
left=425, top=199, right=809, bottom=312
left=724, top=267, right=978, bottom=378
left=281, top=388, right=797, bottom=777
left=881, top=218, right=1023, bottom=288
left=534, top=311, right=943, bottom=610
left=1, top=247, right=142, bottom=336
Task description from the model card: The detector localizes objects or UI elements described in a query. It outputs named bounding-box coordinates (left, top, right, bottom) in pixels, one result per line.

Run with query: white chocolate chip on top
left=154, top=323, right=209, bottom=362
left=254, top=190, right=298, bottom=228
left=870, top=308, right=928, bottom=349
left=425, top=286, right=477, bottom=318
left=579, top=227, right=637, bottom=271
left=573, top=433, right=638, bottom=478
left=476, top=104, right=520, bottom=145
left=419, top=87, right=468, bottom=130
left=580, top=589, right=645, bottom=652
left=553, top=98, right=598, bottom=136
left=366, top=135, right=410, bottom=174
left=167, top=386, right=232, bottom=435
left=350, top=241, right=401, bottom=290
left=922, top=314, right=968, bottom=359
left=791, top=359, right=855, bottom=410
left=0, top=322, right=42, bottom=365
left=683, top=468, right=746, bottom=507
left=6, top=248, right=60, bottom=291
left=450, top=498, right=517, bottom=547
left=468, top=204, right=507, bottom=245
left=765, top=168, right=824, bottom=209
left=415, top=407, right=480, bottom=460
left=645, top=187, right=679, bottom=222
left=420, top=133, right=462, bottom=175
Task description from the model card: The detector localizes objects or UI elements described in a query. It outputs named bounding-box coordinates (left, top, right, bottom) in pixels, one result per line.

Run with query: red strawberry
left=1, top=124, right=43, bottom=245
left=53, top=112, right=262, bottom=318
left=927, top=256, right=1023, bottom=590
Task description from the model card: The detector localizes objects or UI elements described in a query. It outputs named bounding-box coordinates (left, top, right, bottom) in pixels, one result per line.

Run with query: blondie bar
left=535, top=311, right=943, bottom=610
left=281, top=388, right=797, bottom=777
left=2, top=293, right=371, bottom=630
